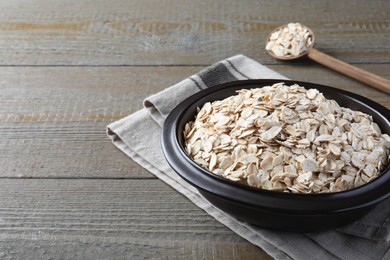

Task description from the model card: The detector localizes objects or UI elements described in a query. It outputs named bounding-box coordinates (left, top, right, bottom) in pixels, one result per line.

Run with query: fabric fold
left=108, top=54, right=390, bottom=259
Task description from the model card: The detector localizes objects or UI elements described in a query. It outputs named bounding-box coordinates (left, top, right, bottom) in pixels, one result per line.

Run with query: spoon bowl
left=266, top=23, right=315, bottom=60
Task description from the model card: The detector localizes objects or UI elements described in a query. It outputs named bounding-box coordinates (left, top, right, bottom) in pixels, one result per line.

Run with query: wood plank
left=0, top=65, right=389, bottom=178
left=0, top=0, right=388, bottom=65
left=0, top=178, right=272, bottom=259
left=0, top=122, right=152, bottom=179
left=0, top=66, right=203, bottom=179
left=0, top=65, right=388, bottom=123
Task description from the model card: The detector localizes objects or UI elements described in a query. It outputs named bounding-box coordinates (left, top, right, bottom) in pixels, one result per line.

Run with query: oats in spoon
left=266, top=23, right=313, bottom=58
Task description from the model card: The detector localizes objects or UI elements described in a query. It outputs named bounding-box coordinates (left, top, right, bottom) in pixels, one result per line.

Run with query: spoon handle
left=307, top=48, right=390, bottom=94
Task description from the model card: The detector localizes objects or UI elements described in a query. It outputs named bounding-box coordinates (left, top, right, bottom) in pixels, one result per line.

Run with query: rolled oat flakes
left=266, top=23, right=313, bottom=58
left=183, top=83, right=390, bottom=193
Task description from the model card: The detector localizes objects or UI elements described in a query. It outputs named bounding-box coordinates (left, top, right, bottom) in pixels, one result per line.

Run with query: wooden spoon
left=266, top=24, right=390, bottom=94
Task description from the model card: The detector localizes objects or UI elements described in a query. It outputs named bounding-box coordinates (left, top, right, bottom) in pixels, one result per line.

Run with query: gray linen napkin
left=107, top=55, right=390, bottom=260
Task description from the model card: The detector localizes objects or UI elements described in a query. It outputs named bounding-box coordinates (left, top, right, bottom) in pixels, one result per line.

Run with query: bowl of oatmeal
left=161, top=79, right=390, bottom=232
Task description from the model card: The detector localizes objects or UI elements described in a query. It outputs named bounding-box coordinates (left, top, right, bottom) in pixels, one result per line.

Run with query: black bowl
left=161, top=79, right=390, bottom=232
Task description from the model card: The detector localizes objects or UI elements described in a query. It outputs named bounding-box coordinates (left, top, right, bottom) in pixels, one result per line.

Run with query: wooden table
left=0, top=0, right=389, bottom=259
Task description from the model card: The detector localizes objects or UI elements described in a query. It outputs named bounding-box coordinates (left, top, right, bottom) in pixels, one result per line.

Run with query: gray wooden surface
left=0, top=0, right=389, bottom=259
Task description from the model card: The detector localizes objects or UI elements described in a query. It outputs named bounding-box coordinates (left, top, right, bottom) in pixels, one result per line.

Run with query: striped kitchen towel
left=107, top=54, right=390, bottom=260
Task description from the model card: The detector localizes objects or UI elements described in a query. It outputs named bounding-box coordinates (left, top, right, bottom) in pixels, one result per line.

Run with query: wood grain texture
left=0, top=178, right=272, bottom=260
left=0, top=65, right=388, bottom=178
left=0, top=0, right=388, bottom=65
left=0, top=1, right=389, bottom=258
